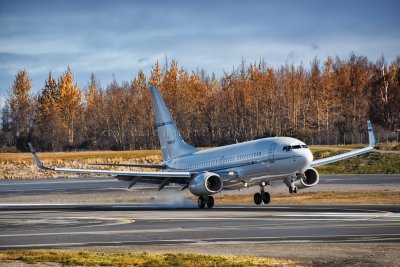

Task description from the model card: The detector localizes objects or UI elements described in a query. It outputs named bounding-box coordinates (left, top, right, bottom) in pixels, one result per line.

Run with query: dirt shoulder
left=79, top=243, right=399, bottom=267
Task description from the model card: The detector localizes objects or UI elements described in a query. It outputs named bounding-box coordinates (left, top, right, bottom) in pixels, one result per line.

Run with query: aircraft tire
left=206, top=196, right=214, bottom=208
left=198, top=196, right=206, bottom=208
left=262, top=192, right=271, bottom=204
left=254, top=192, right=262, bottom=205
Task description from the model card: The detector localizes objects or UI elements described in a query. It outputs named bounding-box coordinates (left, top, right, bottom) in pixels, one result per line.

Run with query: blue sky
left=0, top=0, right=399, bottom=103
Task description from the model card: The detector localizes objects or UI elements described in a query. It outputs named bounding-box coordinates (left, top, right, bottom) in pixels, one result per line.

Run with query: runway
left=1, top=175, right=400, bottom=265
left=1, top=174, right=399, bottom=196
left=0, top=204, right=399, bottom=249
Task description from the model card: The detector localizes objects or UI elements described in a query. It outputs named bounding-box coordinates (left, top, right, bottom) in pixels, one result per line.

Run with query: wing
left=28, top=143, right=191, bottom=190
left=90, top=163, right=167, bottom=169
left=310, top=120, right=376, bottom=167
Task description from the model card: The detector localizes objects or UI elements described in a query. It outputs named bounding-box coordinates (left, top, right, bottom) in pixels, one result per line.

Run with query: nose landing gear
left=289, top=182, right=297, bottom=194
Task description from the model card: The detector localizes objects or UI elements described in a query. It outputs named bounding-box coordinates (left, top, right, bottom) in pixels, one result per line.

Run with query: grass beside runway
left=0, top=144, right=399, bottom=179
left=313, top=152, right=400, bottom=174
left=0, top=250, right=297, bottom=267
left=216, top=190, right=400, bottom=205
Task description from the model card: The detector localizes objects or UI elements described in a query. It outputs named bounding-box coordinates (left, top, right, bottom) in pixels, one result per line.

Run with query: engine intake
left=296, top=168, right=319, bottom=189
left=189, top=172, right=223, bottom=196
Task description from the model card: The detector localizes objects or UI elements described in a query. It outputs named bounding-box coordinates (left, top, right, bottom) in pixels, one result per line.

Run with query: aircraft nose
left=293, top=148, right=313, bottom=168
left=305, top=149, right=313, bottom=165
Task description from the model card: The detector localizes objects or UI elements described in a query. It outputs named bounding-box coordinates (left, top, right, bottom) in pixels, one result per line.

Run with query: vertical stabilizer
left=149, top=86, right=198, bottom=161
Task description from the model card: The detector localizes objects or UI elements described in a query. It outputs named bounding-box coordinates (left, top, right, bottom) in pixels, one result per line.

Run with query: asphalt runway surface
left=1, top=174, right=399, bottom=196
left=0, top=204, right=399, bottom=250
left=1, top=175, right=400, bottom=265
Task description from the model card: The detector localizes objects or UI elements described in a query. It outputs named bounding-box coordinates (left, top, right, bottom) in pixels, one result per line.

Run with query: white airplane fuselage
left=165, top=137, right=313, bottom=190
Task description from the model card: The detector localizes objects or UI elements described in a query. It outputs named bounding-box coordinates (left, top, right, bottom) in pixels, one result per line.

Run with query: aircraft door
left=268, top=143, right=276, bottom=163
left=219, top=155, right=225, bottom=167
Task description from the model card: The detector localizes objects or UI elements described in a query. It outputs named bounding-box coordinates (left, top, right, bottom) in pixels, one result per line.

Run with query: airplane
left=28, top=86, right=377, bottom=209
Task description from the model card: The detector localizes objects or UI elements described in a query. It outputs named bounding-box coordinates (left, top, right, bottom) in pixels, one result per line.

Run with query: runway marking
left=0, top=205, right=396, bottom=223
left=1, top=220, right=399, bottom=238
left=0, top=216, right=134, bottom=230
left=1, top=234, right=400, bottom=249
left=0, top=227, right=192, bottom=238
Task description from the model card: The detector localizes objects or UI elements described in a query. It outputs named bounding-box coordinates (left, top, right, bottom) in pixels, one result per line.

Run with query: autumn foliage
left=1, top=54, right=399, bottom=151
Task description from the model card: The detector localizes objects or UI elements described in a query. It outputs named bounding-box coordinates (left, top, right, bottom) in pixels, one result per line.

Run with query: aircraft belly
left=226, top=162, right=266, bottom=180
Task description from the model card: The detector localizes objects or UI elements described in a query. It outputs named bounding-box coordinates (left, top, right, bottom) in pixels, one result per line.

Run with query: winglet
left=28, top=143, right=53, bottom=170
left=367, top=120, right=377, bottom=148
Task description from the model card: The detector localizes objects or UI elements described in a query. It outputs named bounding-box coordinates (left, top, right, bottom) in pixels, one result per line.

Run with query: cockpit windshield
left=283, top=144, right=308, bottom=151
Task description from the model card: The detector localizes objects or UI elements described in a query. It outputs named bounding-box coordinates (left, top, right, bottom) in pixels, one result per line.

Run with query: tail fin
left=149, top=86, right=198, bottom=161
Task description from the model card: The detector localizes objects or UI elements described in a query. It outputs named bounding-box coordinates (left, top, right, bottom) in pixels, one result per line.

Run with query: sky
left=0, top=0, right=399, bottom=104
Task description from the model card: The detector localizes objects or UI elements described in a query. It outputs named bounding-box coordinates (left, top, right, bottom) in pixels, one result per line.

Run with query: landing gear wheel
left=254, top=192, right=262, bottom=205
left=262, top=192, right=271, bottom=204
left=198, top=196, right=206, bottom=209
left=205, top=196, right=214, bottom=208
left=293, top=187, right=298, bottom=194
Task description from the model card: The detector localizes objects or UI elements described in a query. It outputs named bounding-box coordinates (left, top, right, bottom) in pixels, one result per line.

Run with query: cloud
left=0, top=0, right=399, bottom=98
left=311, top=44, right=319, bottom=51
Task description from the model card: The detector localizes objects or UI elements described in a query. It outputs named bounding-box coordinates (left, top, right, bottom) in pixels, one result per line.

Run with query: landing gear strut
left=198, top=196, right=214, bottom=209
left=289, top=182, right=297, bottom=194
left=253, top=183, right=271, bottom=205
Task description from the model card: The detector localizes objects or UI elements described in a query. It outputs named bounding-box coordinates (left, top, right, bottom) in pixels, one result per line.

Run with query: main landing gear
left=198, top=196, right=214, bottom=209
left=254, top=183, right=270, bottom=205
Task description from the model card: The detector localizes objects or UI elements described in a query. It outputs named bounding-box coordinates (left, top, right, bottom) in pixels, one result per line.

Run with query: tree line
left=1, top=54, right=399, bottom=152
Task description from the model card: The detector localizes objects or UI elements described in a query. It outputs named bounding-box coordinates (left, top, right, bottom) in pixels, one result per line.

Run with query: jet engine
left=296, top=168, right=320, bottom=189
left=285, top=168, right=320, bottom=190
left=189, top=172, right=223, bottom=196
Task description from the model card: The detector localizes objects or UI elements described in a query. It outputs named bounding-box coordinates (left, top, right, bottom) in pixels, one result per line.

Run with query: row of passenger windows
left=282, top=144, right=308, bottom=151
left=237, top=151, right=261, bottom=160
left=183, top=159, right=221, bottom=170
left=180, top=151, right=262, bottom=170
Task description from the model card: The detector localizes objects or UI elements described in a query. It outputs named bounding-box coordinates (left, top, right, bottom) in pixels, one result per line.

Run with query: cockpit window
left=283, top=146, right=292, bottom=151
left=283, top=144, right=308, bottom=151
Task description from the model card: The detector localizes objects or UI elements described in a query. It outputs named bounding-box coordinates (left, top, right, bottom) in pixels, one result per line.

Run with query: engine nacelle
left=285, top=168, right=320, bottom=190
left=189, top=172, right=223, bottom=196
left=296, top=168, right=320, bottom=189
